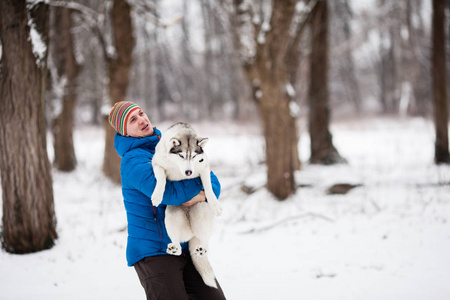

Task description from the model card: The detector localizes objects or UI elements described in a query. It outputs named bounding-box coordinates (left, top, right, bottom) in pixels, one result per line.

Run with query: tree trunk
left=0, top=0, right=58, bottom=253
left=50, top=7, right=79, bottom=171
left=201, top=0, right=215, bottom=117
left=308, top=0, right=345, bottom=165
left=406, top=0, right=429, bottom=116
left=240, top=0, right=300, bottom=200
left=335, top=0, right=362, bottom=113
left=255, top=80, right=297, bottom=199
left=432, top=0, right=450, bottom=164
left=102, top=0, right=135, bottom=183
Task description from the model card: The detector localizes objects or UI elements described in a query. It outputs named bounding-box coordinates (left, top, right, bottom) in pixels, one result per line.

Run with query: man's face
left=126, top=109, right=154, bottom=138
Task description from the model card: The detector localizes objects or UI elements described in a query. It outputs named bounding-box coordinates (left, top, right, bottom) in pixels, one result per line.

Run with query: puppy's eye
left=178, top=154, right=184, bottom=159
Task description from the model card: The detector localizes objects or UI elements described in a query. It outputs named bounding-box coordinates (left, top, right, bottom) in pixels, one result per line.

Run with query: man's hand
left=181, top=190, right=206, bottom=207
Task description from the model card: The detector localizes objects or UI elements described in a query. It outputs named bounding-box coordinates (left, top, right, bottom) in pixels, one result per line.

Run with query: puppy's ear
left=197, top=137, right=208, bottom=148
left=170, top=138, right=181, bottom=147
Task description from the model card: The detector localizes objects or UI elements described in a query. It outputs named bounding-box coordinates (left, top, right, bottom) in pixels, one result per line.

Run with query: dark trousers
left=134, top=254, right=226, bottom=300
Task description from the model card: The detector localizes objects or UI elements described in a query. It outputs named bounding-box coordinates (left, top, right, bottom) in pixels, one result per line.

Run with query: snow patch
left=28, top=19, right=46, bottom=65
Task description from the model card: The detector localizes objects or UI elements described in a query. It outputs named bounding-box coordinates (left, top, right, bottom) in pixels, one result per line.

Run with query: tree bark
left=235, top=0, right=300, bottom=200
left=50, top=7, right=79, bottom=171
left=102, top=0, right=135, bottom=183
left=431, top=0, right=449, bottom=164
left=308, top=0, right=345, bottom=165
left=255, top=80, right=298, bottom=199
left=0, top=0, right=58, bottom=253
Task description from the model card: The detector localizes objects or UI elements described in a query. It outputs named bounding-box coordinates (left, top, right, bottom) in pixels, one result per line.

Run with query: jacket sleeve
left=209, top=171, right=221, bottom=199
left=122, top=152, right=220, bottom=206
left=161, top=171, right=220, bottom=205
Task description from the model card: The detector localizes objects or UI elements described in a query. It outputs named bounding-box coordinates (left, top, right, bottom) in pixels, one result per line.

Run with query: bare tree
left=308, top=0, right=345, bottom=164
left=228, top=0, right=315, bottom=200
left=122, top=0, right=253, bottom=122
left=378, top=24, right=399, bottom=113
left=431, top=0, right=449, bottom=164
left=0, top=0, right=57, bottom=253
left=370, top=0, right=432, bottom=116
left=49, top=6, right=80, bottom=171
left=330, top=0, right=362, bottom=113
left=404, top=0, right=430, bottom=116
left=102, top=0, right=135, bottom=183
left=51, top=0, right=134, bottom=182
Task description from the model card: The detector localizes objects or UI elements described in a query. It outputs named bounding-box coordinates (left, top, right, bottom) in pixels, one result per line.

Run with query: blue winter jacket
left=114, top=128, right=221, bottom=266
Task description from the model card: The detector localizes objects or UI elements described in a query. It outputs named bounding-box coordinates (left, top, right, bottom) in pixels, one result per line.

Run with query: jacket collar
left=114, top=127, right=161, bottom=158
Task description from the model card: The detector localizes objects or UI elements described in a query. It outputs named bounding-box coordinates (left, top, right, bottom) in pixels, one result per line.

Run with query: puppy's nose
left=185, top=170, right=192, bottom=176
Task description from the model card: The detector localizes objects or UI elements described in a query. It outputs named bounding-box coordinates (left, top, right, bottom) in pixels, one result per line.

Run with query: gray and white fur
left=151, top=122, right=222, bottom=288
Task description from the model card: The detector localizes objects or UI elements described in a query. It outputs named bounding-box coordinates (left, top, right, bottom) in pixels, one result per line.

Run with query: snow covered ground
left=1, top=116, right=449, bottom=300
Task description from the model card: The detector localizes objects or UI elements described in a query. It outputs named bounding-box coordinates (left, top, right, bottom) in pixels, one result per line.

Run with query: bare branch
left=132, top=1, right=183, bottom=28
left=286, top=0, right=319, bottom=58
left=48, top=1, right=98, bottom=23
left=48, top=1, right=111, bottom=63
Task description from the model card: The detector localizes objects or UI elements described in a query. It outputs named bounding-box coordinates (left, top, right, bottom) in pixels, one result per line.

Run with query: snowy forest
left=1, top=0, right=450, bottom=299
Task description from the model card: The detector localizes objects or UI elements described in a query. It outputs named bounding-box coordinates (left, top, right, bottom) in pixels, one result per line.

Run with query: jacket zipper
left=152, top=206, right=162, bottom=238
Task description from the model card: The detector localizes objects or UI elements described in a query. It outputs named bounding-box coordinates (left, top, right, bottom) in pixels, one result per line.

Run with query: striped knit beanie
left=108, top=101, right=141, bottom=136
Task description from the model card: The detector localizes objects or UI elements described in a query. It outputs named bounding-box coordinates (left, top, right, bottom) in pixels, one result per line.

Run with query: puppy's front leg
left=199, top=169, right=222, bottom=216
left=151, top=164, right=166, bottom=207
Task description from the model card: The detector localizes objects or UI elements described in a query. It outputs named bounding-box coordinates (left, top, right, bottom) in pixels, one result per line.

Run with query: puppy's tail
left=189, top=238, right=217, bottom=288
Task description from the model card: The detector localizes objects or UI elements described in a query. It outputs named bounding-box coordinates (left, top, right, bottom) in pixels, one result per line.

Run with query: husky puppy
left=151, top=122, right=222, bottom=288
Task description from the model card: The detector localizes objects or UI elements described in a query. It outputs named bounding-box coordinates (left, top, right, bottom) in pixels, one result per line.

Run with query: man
left=109, top=101, right=226, bottom=300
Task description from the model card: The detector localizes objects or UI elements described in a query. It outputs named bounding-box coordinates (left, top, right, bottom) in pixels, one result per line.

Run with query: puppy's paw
left=210, top=202, right=222, bottom=217
left=194, top=245, right=208, bottom=256
left=151, top=194, right=163, bottom=207
left=166, top=243, right=182, bottom=256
